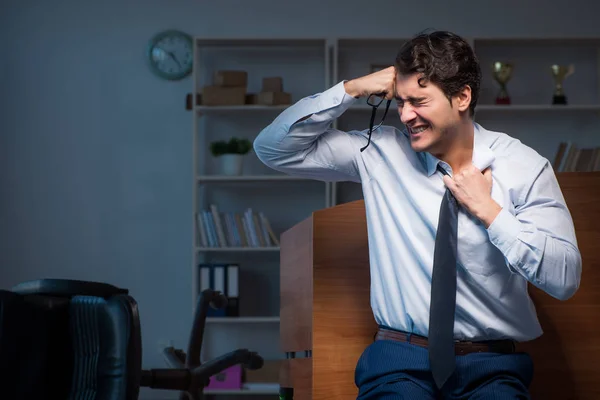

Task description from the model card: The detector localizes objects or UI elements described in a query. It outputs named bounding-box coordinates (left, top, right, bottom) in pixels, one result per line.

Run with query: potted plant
left=209, top=137, right=252, bottom=176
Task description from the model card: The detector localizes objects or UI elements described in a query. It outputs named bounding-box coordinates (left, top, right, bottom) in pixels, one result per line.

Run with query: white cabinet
left=191, top=37, right=331, bottom=397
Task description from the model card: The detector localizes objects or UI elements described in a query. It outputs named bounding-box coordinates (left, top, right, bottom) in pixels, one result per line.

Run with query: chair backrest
left=0, top=289, right=73, bottom=399
left=0, top=279, right=142, bottom=400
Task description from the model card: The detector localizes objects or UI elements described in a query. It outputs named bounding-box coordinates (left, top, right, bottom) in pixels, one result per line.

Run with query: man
left=253, top=30, right=582, bottom=399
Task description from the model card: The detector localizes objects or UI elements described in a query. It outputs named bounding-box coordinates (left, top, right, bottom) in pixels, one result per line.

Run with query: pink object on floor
left=206, top=364, right=242, bottom=389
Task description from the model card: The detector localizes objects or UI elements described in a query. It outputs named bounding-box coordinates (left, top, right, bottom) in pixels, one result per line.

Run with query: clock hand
left=167, top=51, right=182, bottom=68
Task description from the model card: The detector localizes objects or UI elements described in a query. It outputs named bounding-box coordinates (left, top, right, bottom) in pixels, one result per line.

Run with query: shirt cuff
left=317, top=80, right=359, bottom=111
left=486, top=207, right=521, bottom=258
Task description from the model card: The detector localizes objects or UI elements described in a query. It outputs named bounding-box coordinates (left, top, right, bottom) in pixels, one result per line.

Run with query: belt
left=375, top=328, right=516, bottom=356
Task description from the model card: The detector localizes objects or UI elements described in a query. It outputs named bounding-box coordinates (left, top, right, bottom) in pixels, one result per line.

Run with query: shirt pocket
left=456, top=179, right=516, bottom=277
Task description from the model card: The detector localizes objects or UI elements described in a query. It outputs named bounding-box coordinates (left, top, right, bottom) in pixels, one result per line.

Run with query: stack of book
left=553, top=142, right=600, bottom=172
left=196, top=204, right=279, bottom=248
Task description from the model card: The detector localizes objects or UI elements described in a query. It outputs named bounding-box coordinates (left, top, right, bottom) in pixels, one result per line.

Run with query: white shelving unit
left=331, top=36, right=600, bottom=205
left=197, top=175, right=314, bottom=182
left=196, top=105, right=290, bottom=114
left=191, top=37, right=331, bottom=398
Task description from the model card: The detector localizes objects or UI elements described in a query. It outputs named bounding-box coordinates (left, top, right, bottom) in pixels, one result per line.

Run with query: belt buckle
left=454, top=346, right=468, bottom=356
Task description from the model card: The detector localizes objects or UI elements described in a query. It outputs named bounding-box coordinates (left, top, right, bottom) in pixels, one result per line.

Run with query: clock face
left=147, top=30, right=193, bottom=80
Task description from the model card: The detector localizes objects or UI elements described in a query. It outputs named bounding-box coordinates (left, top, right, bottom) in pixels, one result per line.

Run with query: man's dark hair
left=395, top=30, right=481, bottom=117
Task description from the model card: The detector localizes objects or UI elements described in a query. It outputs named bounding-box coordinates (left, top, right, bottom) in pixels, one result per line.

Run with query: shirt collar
left=421, top=122, right=495, bottom=176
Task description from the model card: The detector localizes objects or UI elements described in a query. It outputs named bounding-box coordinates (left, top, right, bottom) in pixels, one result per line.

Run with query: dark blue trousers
left=355, top=337, right=533, bottom=399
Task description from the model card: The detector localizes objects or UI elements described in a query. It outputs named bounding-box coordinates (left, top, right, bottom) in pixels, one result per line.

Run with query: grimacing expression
left=395, top=72, right=472, bottom=154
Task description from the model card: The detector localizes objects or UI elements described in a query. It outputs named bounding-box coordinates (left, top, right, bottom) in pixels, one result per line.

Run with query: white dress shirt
left=253, top=81, right=582, bottom=342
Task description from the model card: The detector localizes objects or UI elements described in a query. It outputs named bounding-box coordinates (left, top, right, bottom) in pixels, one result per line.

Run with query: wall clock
left=147, top=29, right=193, bottom=80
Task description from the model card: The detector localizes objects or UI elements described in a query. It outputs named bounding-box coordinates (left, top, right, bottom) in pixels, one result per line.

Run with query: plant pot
left=217, top=154, right=244, bottom=176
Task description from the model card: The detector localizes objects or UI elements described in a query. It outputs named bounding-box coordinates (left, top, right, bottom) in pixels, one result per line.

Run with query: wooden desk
left=279, top=172, right=600, bottom=400
left=516, top=172, right=600, bottom=399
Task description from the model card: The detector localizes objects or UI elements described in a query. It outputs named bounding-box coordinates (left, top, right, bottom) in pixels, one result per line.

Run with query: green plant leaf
left=209, top=137, right=252, bottom=156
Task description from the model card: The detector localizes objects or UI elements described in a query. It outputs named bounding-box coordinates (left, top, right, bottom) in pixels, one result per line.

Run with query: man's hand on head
left=442, top=165, right=502, bottom=228
left=344, top=66, right=396, bottom=99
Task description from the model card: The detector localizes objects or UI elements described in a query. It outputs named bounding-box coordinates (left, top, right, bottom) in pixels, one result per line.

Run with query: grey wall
left=1, top=0, right=599, bottom=398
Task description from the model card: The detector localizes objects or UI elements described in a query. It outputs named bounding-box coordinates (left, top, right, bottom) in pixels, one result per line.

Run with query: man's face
left=394, top=72, right=467, bottom=155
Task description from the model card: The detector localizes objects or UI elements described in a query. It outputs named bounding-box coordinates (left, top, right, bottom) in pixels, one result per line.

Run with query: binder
left=197, top=263, right=240, bottom=317
left=197, top=263, right=225, bottom=317
left=226, top=264, right=239, bottom=317
left=209, top=264, right=226, bottom=317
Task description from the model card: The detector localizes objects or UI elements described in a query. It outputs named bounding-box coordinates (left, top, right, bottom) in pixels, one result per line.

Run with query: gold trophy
left=492, top=62, right=513, bottom=105
left=551, top=64, right=574, bottom=105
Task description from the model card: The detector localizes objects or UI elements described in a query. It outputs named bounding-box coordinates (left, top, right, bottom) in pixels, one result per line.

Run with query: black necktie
left=428, top=164, right=459, bottom=389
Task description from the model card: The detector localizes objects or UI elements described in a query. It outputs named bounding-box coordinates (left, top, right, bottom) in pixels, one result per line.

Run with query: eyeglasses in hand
left=360, top=93, right=392, bottom=152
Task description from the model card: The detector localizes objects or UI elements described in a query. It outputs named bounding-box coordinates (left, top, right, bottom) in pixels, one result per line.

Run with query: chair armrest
left=140, top=350, right=262, bottom=391
left=11, top=279, right=128, bottom=298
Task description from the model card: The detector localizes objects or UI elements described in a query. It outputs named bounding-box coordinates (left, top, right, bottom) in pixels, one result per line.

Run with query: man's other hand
left=443, top=165, right=502, bottom=228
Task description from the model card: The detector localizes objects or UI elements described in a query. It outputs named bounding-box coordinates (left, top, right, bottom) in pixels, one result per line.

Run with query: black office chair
left=0, top=278, right=263, bottom=400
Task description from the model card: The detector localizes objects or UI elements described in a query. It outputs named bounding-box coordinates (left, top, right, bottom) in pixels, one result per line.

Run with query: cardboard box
left=257, top=91, right=291, bottom=106
left=213, top=70, right=248, bottom=87
left=262, top=77, right=283, bottom=92
left=202, top=85, right=246, bottom=106
left=245, top=93, right=259, bottom=105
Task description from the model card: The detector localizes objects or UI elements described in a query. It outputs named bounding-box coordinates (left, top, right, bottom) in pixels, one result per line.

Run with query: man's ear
left=455, top=85, right=472, bottom=112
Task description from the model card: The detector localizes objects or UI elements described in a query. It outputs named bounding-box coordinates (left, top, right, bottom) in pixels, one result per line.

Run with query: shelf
left=477, top=104, right=600, bottom=111
left=196, top=175, right=314, bottom=182
left=337, top=37, right=411, bottom=47
left=203, top=382, right=280, bottom=395
left=206, top=316, right=280, bottom=323
left=195, top=37, right=325, bottom=48
left=472, top=37, right=600, bottom=46
left=346, top=104, right=600, bottom=112
left=196, top=246, right=280, bottom=252
left=195, top=105, right=289, bottom=114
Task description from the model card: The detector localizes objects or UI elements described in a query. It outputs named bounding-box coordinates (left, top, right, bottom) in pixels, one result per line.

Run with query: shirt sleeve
left=253, top=81, right=368, bottom=183
left=486, top=160, right=582, bottom=301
